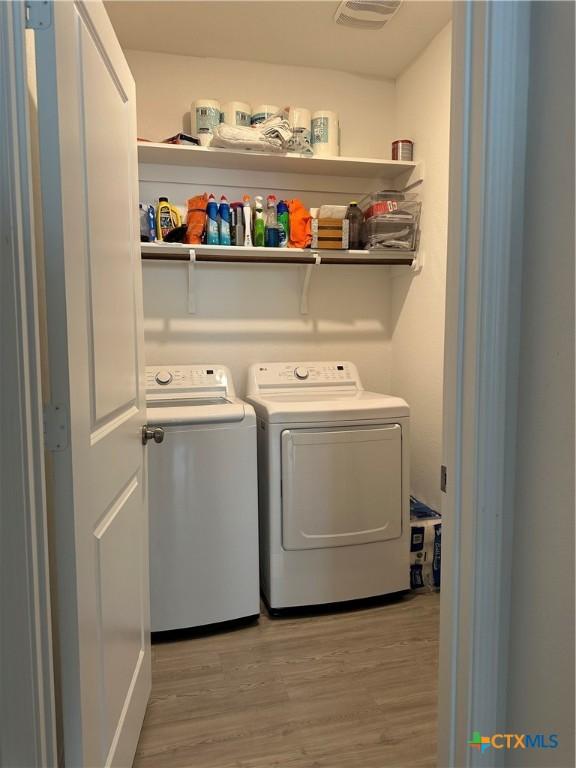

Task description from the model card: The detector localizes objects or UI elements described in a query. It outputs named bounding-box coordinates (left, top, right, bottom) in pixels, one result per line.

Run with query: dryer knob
left=294, top=366, right=309, bottom=380
left=155, top=370, right=173, bottom=385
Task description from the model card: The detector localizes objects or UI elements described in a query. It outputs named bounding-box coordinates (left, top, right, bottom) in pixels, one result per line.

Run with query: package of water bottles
left=410, top=496, right=441, bottom=590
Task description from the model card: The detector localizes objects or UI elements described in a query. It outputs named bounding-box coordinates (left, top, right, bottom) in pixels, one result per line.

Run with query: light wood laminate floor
left=134, top=592, right=440, bottom=768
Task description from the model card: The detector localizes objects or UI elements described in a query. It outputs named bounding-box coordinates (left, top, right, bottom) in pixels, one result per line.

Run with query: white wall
left=505, top=3, right=575, bottom=765
left=130, top=49, right=399, bottom=395
left=125, top=49, right=396, bottom=159
left=390, top=24, right=452, bottom=510
left=128, top=41, right=451, bottom=489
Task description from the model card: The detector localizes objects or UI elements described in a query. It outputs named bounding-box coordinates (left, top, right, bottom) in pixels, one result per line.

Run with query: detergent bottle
left=206, top=194, right=219, bottom=245
left=156, top=196, right=182, bottom=241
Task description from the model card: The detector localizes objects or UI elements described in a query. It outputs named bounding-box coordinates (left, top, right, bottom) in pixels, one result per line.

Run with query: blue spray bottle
left=218, top=195, right=231, bottom=246
left=206, top=194, right=219, bottom=245
left=147, top=204, right=157, bottom=241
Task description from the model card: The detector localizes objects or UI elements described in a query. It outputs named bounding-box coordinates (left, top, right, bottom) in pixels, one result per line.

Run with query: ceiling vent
left=334, top=0, right=402, bottom=30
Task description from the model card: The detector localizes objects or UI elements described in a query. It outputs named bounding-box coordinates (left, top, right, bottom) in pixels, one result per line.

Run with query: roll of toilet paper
left=311, top=110, right=339, bottom=157
left=191, top=99, right=221, bottom=146
left=222, top=101, right=252, bottom=128
left=251, top=104, right=279, bottom=125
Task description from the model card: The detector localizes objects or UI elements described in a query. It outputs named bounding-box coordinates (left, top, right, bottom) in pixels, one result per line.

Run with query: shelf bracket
left=187, top=249, right=196, bottom=314
left=300, top=252, right=321, bottom=315
left=411, top=248, right=424, bottom=274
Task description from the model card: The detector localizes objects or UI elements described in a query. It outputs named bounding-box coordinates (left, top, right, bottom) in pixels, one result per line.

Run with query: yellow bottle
left=156, top=196, right=182, bottom=241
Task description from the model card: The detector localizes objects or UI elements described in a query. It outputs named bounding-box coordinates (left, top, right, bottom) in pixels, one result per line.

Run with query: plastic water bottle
left=206, top=194, right=219, bottom=245
left=219, top=195, right=231, bottom=245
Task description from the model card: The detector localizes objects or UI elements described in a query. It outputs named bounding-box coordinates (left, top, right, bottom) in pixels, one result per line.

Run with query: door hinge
left=440, top=464, right=447, bottom=493
left=25, top=1, right=52, bottom=30
left=44, top=403, right=68, bottom=451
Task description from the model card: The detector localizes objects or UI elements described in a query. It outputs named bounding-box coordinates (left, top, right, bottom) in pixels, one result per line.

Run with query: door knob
left=142, top=425, right=165, bottom=445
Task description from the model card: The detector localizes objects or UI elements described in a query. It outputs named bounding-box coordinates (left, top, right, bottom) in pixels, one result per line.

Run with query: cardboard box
left=311, top=218, right=349, bottom=249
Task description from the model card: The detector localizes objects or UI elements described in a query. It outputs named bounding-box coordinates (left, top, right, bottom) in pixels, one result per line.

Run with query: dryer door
left=281, top=425, right=403, bottom=550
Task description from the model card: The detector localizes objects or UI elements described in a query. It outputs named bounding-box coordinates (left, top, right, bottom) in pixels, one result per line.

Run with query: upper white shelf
left=137, top=142, right=417, bottom=180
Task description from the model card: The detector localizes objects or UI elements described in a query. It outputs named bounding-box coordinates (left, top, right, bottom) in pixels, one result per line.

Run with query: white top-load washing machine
left=146, top=364, right=259, bottom=631
left=246, top=361, right=410, bottom=610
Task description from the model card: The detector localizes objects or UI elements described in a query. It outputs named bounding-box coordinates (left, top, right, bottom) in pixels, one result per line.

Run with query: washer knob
left=294, top=366, right=309, bottom=380
left=155, top=370, right=172, bottom=385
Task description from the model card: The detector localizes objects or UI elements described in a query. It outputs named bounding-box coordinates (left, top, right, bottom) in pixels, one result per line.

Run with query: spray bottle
left=243, top=195, right=253, bottom=247
left=253, top=195, right=265, bottom=247
left=265, top=194, right=280, bottom=247
left=206, top=194, right=219, bottom=245
left=219, top=195, right=231, bottom=246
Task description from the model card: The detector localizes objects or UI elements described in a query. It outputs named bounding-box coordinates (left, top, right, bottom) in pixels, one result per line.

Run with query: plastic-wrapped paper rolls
left=222, top=101, right=252, bottom=128
left=251, top=104, right=279, bottom=125
left=191, top=99, right=221, bottom=146
left=288, top=106, right=312, bottom=154
left=311, top=110, right=339, bottom=157
left=289, top=106, right=311, bottom=140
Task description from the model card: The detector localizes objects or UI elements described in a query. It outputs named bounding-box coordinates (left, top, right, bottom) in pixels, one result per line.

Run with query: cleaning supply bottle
left=218, top=195, right=231, bottom=245
left=156, top=196, right=182, bottom=241
left=346, top=201, right=364, bottom=250
left=243, top=195, right=253, bottom=247
left=265, top=194, right=280, bottom=247
left=253, top=195, right=265, bottom=247
left=231, top=202, right=244, bottom=246
left=277, top=200, right=289, bottom=248
left=139, top=204, right=149, bottom=242
left=147, top=204, right=157, bottom=241
left=206, top=194, right=219, bottom=245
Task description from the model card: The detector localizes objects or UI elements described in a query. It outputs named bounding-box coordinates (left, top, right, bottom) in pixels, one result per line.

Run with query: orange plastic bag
left=287, top=199, right=312, bottom=248
left=184, top=193, right=208, bottom=244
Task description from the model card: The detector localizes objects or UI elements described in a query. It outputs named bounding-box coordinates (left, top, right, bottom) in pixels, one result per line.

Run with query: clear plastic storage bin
left=362, top=193, right=421, bottom=251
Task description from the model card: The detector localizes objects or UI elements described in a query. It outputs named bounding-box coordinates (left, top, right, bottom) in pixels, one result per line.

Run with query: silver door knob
left=142, top=425, right=165, bottom=445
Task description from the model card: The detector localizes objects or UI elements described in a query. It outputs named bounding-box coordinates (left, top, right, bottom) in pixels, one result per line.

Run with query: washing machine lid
left=145, top=363, right=254, bottom=425
left=147, top=395, right=249, bottom=425
left=246, top=390, right=409, bottom=424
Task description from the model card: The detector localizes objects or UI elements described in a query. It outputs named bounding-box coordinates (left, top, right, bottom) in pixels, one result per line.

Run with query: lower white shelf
left=140, top=242, right=415, bottom=266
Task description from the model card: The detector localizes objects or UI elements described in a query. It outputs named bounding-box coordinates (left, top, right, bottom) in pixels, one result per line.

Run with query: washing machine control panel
left=250, top=361, right=360, bottom=389
left=145, top=365, right=232, bottom=394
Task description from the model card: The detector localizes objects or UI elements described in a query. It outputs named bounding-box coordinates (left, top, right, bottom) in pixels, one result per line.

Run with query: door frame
left=1, top=1, right=532, bottom=766
left=0, top=1, right=57, bottom=766
left=438, top=2, right=531, bottom=766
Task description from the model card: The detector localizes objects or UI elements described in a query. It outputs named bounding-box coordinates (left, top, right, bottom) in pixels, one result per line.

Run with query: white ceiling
left=105, top=0, right=452, bottom=80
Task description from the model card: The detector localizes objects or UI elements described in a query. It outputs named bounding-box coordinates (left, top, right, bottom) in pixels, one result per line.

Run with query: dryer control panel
left=247, top=361, right=361, bottom=393
left=145, top=365, right=234, bottom=396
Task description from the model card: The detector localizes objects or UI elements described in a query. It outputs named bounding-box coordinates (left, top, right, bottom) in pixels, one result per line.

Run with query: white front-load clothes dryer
left=246, top=361, right=410, bottom=610
left=146, top=364, right=259, bottom=631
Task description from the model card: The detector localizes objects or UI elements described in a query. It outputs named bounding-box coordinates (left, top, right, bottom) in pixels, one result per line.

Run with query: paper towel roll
left=191, top=99, right=221, bottom=146
left=311, top=110, right=339, bottom=157
left=222, top=101, right=252, bottom=128
left=251, top=104, right=279, bottom=125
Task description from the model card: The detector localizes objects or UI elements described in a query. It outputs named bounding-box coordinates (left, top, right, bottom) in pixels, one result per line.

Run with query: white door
left=33, top=2, right=151, bottom=765
left=281, top=425, right=403, bottom=550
